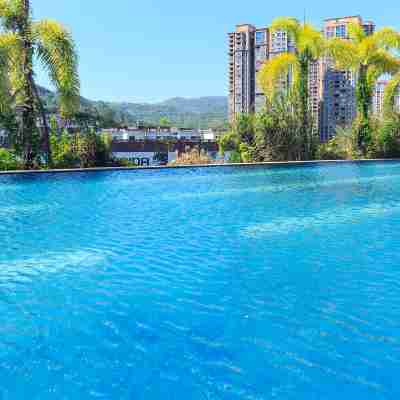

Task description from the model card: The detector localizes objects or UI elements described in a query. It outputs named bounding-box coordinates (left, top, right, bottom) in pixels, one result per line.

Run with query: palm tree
left=0, top=0, right=79, bottom=167
left=326, top=24, right=400, bottom=150
left=257, top=17, right=325, bottom=158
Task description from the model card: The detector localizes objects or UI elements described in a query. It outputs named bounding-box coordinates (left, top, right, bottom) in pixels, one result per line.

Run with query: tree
left=159, top=116, right=172, bottom=127
left=253, top=92, right=318, bottom=161
left=220, top=93, right=318, bottom=163
left=219, top=114, right=255, bottom=162
left=0, top=0, right=80, bottom=167
left=326, top=24, right=400, bottom=152
left=257, top=17, right=325, bottom=159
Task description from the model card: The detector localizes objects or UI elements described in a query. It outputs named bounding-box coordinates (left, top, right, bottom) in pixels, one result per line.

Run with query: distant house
left=103, top=126, right=223, bottom=143
left=111, top=140, right=222, bottom=166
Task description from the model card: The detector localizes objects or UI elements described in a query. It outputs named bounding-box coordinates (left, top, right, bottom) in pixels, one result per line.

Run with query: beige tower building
left=228, top=24, right=257, bottom=119
left=228, top=24, right=294, bottom=120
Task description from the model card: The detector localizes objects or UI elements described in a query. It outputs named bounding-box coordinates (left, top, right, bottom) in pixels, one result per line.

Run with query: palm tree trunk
left=31, top=79, right=52, bottom=166
left=19, top=0, right=37, bottom=168
left=298, top=51, right=310, bottom=160
left=356, top=65, right=372, bottom=121
left=356, top=65, right=373, bottom=152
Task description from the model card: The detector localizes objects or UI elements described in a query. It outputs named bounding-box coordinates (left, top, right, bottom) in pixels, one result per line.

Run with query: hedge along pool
left=1, top=161, right=400, bottom=399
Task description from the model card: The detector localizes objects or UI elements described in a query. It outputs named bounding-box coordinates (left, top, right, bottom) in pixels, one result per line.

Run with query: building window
left=335, top=25, right=347, bottom=38
left=255, top=31, right=266, bottom=45
left=326, top=27, right=335, bottom=38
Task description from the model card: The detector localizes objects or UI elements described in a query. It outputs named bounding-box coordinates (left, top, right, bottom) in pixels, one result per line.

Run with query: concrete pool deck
left=1, top=158, right=400, bottom=175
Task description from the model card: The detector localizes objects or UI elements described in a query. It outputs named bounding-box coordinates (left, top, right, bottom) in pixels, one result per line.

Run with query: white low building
left=105, top=127, right=206, bottom=142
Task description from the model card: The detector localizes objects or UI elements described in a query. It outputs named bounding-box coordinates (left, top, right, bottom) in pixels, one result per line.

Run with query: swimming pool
left=1, top=162, right=400, bottom=399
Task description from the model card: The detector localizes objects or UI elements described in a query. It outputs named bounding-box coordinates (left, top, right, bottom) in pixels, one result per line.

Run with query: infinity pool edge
left=1, top=158, right=400, bottom=175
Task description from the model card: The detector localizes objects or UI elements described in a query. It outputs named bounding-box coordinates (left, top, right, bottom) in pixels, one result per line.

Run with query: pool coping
left=1, top=158, right=400, bottom=175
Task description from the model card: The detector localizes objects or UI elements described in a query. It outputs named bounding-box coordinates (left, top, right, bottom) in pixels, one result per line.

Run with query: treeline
left=220, top=17, right=400, bottom=162
left=0, top=129, right=112, bottom=171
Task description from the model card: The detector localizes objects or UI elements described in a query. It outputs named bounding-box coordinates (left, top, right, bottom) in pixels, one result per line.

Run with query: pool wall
left=1, top=158, right=400, bottom=175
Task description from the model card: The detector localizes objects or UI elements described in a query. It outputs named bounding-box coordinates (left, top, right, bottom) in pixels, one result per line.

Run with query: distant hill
left=107, top=96, right=228, bottom=129
left=38, top=86, right=229, bottom=129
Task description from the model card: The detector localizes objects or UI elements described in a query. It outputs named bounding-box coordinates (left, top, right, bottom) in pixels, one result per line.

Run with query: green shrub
left=50, top=130, right=79, bottom=168
left=316, top=126, right=357, bottom=160
left=50, top=130, right=112, bottom=169
left=219, top=131, right=240, bottom=154
left=227, top=150, right=242, bottom=163
left=373, top=113, right=400, bottom=158
left=113, top=159, right=136, bottom=167
left=0, top=148, right=19, bottom=171
left=219, top=114, right=255, bottom=162
left=252, top=93, right=318, bottom=162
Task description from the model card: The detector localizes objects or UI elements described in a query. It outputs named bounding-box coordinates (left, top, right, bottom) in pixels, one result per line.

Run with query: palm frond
left=383, top=73, right=400, bottom=113
left=325, top=38, right=359, bottom=70
left=347, top=22, right=366, bottom=44
left=257, top=53, right=299, bottom=100
left=297, top=24, right=325, bottom=58
left=0, top=0, right=8, bottom=16
left=368, top=50, right=400, bottom=76
left=0, top=0, right=24, bottom=30
left=7, top=41, right=25, bottom=103
left=358, top=36, right=379, bottom=65
left=0, top=0, right=13, bottom=18
left=373, top=27, right=400, bottom=51
left=0, top=31, right=19, bottom=106
left=33, top=19, right=80, bottom=118
left=270, top=17, right=300, bottom=44
left=0, top=31, right=17, bottom=49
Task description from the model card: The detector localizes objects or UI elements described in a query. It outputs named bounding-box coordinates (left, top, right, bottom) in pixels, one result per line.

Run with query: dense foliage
left=222, top=108, right=400, bottom=164
left=50, top=128, right=112, bottom=169
left=220, top=93, right=318, bottom=163
left=0, top=148, right=19, bottom=170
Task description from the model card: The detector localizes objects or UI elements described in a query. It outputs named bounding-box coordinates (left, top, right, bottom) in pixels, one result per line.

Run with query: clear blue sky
left=33, top=0, right=400, bottom=103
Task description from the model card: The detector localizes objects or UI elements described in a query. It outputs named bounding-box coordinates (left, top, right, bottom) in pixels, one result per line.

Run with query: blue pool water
left=1, top=162, right=400, bottom=399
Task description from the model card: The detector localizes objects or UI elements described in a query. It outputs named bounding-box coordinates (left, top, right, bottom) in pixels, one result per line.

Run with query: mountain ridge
left=38, top=86, right=228, bottom=129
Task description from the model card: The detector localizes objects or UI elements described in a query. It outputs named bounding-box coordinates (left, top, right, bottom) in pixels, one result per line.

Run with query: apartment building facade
left=228, top=24, right=294, bottom=119
left=228, top=16, right=384, bottom=142
left=228, top=24, right=256, bottom=118
left=373, top=80, right=400, bottom=115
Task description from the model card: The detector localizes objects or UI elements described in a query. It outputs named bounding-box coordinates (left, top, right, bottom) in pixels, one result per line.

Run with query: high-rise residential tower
left=228, top=24, right=294, bottom=120
left=228, top=24, right=257, bottom=119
